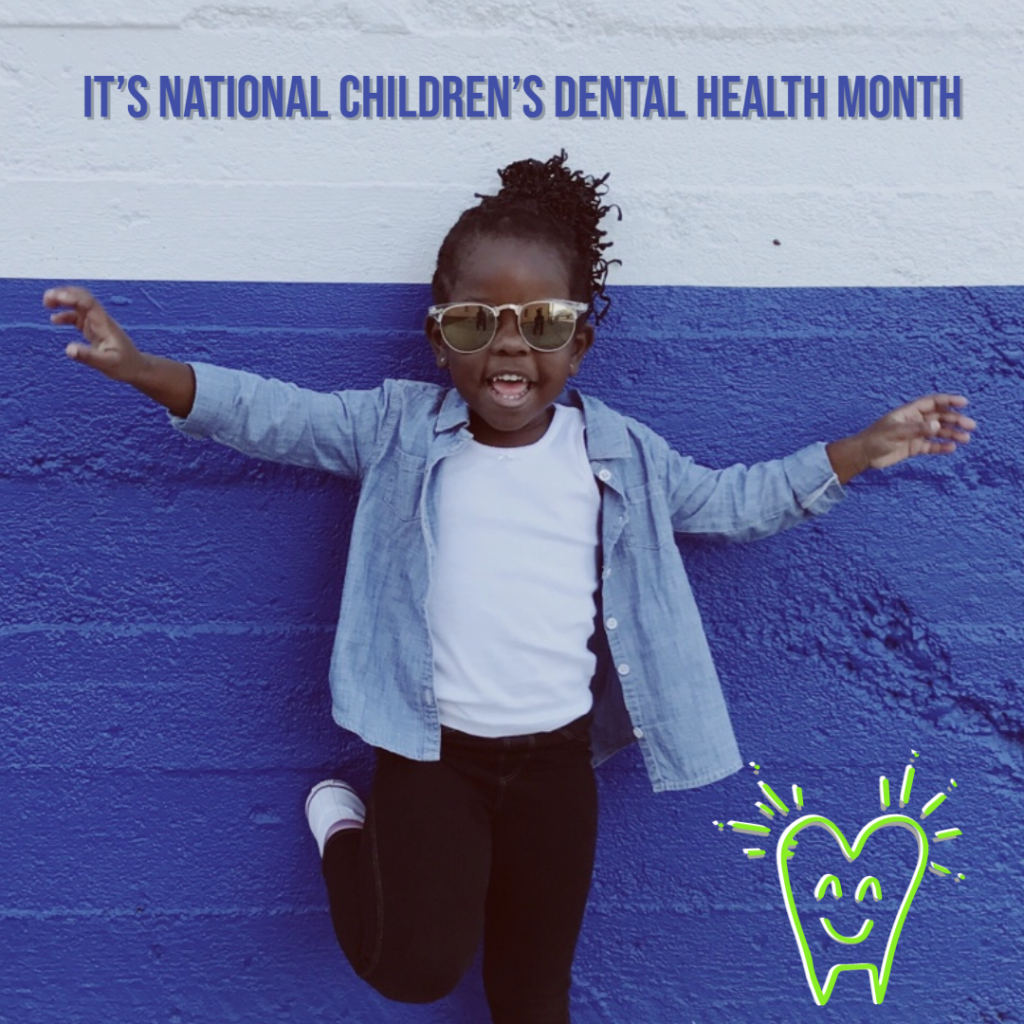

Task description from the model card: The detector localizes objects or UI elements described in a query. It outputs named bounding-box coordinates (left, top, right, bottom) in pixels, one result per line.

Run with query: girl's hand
left=43, top=286, right=145, bottom=383
left=43, top=286, right=196, bottom=417
left=827, top=394, right=976, bottom=484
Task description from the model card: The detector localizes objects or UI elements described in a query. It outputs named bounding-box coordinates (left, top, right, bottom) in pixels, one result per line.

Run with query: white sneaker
left=304, top=779, right=366, bottom=858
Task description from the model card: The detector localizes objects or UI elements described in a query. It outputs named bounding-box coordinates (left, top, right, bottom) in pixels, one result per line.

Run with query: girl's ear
left=568, top=323, right=595, bottom=376
left=424, top=316, right=448, bottom=368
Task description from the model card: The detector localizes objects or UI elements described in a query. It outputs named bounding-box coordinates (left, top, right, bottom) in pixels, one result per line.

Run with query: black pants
left=321, top=713, right=598, bottom=1023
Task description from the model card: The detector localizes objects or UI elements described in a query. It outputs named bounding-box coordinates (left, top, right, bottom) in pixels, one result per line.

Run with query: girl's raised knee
left=363, top=950, right=472, bottom=1004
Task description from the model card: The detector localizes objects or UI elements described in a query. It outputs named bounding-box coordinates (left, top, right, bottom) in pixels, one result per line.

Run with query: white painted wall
left=1, top=0, right=1020, bottom=285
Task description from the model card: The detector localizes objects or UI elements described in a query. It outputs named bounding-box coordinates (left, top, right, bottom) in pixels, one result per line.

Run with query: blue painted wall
left=1, top=279, right=1020, bottom=1022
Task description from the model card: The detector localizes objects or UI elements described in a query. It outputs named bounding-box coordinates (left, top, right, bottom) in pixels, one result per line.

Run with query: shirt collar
left=435, top=387, right=470, bottom=434
left=565, top=389, right=632, bottom=460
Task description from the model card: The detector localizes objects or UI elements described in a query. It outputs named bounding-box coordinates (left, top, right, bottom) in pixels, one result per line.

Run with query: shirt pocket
left=621, top=481, right=673, bottom=550
left=379, top=449, right=426, bottom=522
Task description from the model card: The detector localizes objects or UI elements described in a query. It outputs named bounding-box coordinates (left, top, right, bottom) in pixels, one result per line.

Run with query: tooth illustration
left=776, top=813, right=929, bottom=1006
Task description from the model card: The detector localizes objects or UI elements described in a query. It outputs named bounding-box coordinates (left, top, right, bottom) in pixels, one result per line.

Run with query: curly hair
left=431, top=151, right=621, bottom=324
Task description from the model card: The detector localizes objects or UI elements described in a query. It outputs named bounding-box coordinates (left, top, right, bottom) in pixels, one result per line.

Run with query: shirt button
left=633, top=727, right=644, bottom=739
left=606, top=617, right=618, bottom=630
left=601, top=566, right=611, bottom=580
left=598, top=468, right=612, bottom=482
left=424, top=690, right=435, bottom=705
left=617, top=663, right=630, bottom=676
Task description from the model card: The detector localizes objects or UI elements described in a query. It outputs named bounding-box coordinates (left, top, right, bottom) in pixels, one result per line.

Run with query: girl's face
left=426, top=235, right=594, bottom=448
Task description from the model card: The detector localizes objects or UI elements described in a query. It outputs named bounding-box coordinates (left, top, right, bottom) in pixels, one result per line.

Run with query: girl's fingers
left=918, top=413, right=973, bottom=440
left=65, top=341, right=97, bottom=359
left=49, top=311, right=81, bottom=325
left=886, top=420, right=930, bottom=439
left=922, top=440, right=957, bottom=454
left=889, top=411, right=974, bottom=437
left=65, top=341, right=112, bottom=368
left=891, top=395, right=964, bottom=421
left=937, top=423, right=974, bottom=440
left=939, top=412, right=977, bottom=431
left=906, top=393, right=969, bottom=415
left=43, top=286, right=97, bottom=310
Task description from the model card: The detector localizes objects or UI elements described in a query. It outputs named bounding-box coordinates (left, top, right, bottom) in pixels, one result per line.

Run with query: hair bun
left=433, top=150, right=621, bottom=324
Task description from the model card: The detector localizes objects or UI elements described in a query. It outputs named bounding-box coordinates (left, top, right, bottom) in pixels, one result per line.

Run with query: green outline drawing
left=777, top=813, right=928, bottom=1005
left=821, top=915, right=875, bottom=945
left=813, top=873, right=843, bottom=900
left=716, top=752, right=967, bottom=1006
left=855, top=875, right=883, bottom=902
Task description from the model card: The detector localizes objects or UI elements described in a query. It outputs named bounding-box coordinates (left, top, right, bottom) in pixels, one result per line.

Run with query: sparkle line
left=759, top=782, right=790, bottom=815
left=728, top=820, right=771, bottom=836
left=920, top=792, right=947, bottom=819
left=900, top=764, right=915, bottom=807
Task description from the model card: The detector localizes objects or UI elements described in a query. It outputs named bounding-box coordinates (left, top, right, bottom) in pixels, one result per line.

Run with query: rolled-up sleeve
left=170, top=361, right=388, bottom=479
left=665, top=440, right=846, bottom=542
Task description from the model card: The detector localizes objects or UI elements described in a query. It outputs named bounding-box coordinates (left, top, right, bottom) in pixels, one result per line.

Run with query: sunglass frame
left=428, top=299, right=589, bottom=354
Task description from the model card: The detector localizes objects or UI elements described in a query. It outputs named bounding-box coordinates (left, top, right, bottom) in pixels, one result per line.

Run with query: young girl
left=43, top=152, right=973, bottom=1024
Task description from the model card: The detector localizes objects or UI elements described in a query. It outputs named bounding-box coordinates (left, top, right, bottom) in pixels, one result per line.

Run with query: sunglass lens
left=440, top=303, right=495, bottom=352
left=521, top=301, right=578, bottom=350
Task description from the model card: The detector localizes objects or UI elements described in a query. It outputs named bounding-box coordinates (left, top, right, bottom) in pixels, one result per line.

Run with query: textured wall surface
left=2, top=2, right=1023, bottom=1022
left=2, top=280, right=1021, bottom=1023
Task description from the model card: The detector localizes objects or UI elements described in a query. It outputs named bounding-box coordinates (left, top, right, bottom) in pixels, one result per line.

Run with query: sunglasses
left=428, top=299, right=589, bottom=354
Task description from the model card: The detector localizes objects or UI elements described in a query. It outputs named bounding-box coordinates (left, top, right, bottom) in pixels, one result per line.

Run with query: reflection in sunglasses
left=428, top=299, right=588, bottom=354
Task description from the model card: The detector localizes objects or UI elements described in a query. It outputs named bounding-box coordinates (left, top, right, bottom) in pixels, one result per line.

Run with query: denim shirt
left=174, top=363, right=845, bottom=793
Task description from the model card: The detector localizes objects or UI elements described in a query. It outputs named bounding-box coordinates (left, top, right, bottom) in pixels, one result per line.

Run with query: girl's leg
left=320, top=748, right=492, bottom=1003
left=481, top=718, right=599, bottom=1024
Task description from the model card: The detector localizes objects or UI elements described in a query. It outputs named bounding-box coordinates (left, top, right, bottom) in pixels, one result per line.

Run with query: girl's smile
left=426, top=235, right=594, bottom=448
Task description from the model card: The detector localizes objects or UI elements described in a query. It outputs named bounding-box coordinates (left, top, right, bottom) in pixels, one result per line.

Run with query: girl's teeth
left=490, top=378, right=531, bottom=399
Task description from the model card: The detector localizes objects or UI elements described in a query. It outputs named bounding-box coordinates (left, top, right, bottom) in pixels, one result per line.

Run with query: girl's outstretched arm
left=661, top=392, right=976, bottom=543
left=43, top=286, right=196, bottom=418
left=826, top=393, right=976, bottom=485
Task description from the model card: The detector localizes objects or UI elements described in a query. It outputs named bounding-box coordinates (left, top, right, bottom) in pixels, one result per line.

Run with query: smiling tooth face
left=814, top=871, right=883, bottom=944
left=776, top=814, right=929, bottom=1006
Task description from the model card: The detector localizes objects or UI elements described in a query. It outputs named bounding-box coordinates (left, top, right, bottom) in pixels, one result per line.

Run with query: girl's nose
left=490, top=309, right=528, bottom=354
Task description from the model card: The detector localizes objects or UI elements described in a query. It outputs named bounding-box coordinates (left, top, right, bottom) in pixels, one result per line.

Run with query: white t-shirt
left=425, top=405, right=601, bottom=737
